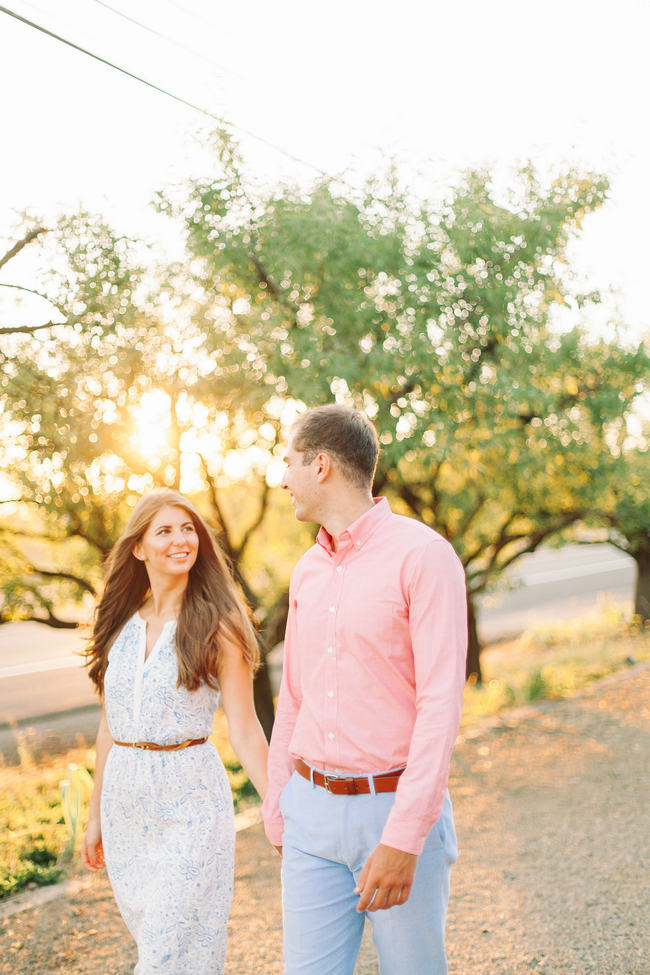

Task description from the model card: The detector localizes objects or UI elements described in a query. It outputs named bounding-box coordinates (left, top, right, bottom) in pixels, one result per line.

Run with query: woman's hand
left=81, top=817, right=105, bottom=872
left=82, top=703, right=113, bottom=872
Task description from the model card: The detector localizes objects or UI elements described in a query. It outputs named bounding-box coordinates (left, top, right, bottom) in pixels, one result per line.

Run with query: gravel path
left=1, top=663, right=648, bottom=974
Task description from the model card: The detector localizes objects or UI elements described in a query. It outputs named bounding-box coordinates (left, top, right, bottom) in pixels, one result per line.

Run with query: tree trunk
left=253, top=658, right=275, bottom=741
left=465, top=596, right=482, bottom=683
left=253, top=590, right=291, bottom=741
left=632, top=541, right=650, bottom=622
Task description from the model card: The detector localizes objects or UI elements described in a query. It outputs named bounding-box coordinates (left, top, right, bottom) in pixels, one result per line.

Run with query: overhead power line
left=89, top=0, right=228, bottom=76
left=0, top=3, right=350, bottom=186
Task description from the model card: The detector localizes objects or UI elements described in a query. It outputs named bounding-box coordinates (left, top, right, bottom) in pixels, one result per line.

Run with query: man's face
left=282, top=437, right=321, bottom=523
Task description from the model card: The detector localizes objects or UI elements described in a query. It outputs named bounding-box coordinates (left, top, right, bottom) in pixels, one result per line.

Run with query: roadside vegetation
left=461, top=604, right=649, bottom=724
left=2, top=605, right=648, bottom=901
left=0, top=711, right=255, bottom=900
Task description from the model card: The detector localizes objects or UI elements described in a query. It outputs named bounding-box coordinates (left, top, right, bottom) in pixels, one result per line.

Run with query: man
left=262, top=404, right=467, bottom=974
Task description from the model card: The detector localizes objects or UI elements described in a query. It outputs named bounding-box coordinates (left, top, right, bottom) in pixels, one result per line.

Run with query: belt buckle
left=323, top=774, right=354, bottom=795
left=323, top=773, right=336, bottom=794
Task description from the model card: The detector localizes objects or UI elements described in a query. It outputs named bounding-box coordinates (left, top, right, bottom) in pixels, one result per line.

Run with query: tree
left=0, top=212, right=306, bottom=735
left=2, top=143, right=647, bottom=709
left=599, top=439, right=650, bottom=622
left=171, top=144, right=648, bottom=678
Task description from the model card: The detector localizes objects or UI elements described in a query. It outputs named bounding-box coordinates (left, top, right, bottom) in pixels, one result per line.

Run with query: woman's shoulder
left=109, top=611, right=144, bottom=650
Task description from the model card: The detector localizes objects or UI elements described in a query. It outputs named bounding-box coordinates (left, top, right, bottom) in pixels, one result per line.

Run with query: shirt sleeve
left=261, top=578, right=302, bottom=847
left=380, top=538, right=467, bottom=855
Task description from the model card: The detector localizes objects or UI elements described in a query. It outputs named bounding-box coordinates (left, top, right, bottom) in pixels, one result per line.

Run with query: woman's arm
left=80, top=703, right=113, bottom=871
left=218, top=636, right=269, bottom=801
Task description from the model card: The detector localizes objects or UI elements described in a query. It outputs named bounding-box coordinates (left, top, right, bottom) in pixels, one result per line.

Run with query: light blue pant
left=280, top=769, right=458, bottom=975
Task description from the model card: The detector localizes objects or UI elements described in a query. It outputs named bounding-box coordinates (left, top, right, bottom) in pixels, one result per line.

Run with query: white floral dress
left=101, top=613, right=235, bottom=974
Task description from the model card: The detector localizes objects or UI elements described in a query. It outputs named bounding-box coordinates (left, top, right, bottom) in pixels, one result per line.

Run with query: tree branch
left=1, top=498, right=116, bottom=556
left=1, top=521, right=111, bottom=558
left=198, top=452, right=236, bottom=563
left=574, top=534, right=631, bottom=556
left=0, top=226, right=48, bottom=271
left=0, top=283, right=67, bottom=315
left=249, top=252, right=283, bottom=302
left=248, top=250, right=300, bottom=325
left=0, top=609, right=78, bottom=629
left=468, top=512, right=584, bottom=595
left=68, top=527, right=112, bottom=557
left=373, top=468, right=388, bottom=495
left=396, top=482, right=426, bottom=519
left=197, top=453, right=261, bottom=609
left=456, top=495, right=487, bottom=538
left=30, top=567, right=96, bottom=595
left=0, top=320, right=61, bottom=335
left=389, top=378, right=416, bottom=405
left=462, top=511, right=519, bottom=569
left=234, top=478, right=270, bottom=562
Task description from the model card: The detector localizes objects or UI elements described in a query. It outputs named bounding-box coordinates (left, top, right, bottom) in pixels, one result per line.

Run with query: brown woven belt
left=295, top=758, right=405, bottom=795
left=112, top=737, right=208, bottom=751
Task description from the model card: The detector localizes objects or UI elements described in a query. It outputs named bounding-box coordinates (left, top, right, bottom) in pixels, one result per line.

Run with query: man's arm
left=261, top=583, right=302, bottom=848
left=356, top=538, right=467, bottom=910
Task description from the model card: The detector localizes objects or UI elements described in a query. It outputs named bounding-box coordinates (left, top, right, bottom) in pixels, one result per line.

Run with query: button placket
left=324, top=556, right=346, bottom=765
left=133, top=619, right=146, bottom=733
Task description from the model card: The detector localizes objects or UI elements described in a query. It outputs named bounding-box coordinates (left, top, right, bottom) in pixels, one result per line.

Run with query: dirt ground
left=1, top=663, right=648, bottom=974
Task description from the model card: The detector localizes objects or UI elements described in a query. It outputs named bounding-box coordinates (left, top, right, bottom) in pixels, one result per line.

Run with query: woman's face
left=132, top=505, right=199, bottom=579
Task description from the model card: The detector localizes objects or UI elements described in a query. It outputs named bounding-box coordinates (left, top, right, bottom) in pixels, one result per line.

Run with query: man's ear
left=132, top=542, right=146, bottom=562
left=315, top=452, right=332, bottom=482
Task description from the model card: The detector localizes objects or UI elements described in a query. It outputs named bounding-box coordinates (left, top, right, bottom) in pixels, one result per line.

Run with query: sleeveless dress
left=101, top=612, right=235, bottom=974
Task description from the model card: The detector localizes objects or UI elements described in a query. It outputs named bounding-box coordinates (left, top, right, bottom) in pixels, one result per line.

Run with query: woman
left=81, top=489, right=268, bottom=974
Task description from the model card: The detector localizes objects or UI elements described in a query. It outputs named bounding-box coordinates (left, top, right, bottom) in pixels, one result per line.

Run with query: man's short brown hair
left=292, top=405, right=379, bottom=489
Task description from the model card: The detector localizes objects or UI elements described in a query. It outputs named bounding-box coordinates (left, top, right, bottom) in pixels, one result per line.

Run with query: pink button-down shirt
left=262, top=498, right=467, bottom=855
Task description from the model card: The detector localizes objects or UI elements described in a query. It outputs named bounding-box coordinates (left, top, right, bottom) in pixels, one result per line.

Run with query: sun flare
left=132, top=389, right=171, bottom=460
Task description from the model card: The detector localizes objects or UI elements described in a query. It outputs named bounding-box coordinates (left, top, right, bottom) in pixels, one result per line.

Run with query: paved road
left=0, top=622, right=90, bottom=722
left=0, top=542, right=636, bottom=760
left=0, top=622, right=99, bottom=762
left=477, top=541, right=634, bottom=642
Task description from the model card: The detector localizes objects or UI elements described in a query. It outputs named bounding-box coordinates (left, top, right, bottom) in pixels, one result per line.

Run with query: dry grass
left=462, top=604, right=650, bottom=725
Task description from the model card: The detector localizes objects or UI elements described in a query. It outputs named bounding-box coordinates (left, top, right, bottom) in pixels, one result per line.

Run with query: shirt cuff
left=380, top=817, right=431, bottom=856
left=261, top=797, right=285, bottom=847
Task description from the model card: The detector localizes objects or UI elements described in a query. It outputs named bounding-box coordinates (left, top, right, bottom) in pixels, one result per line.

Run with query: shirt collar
left=316, top=497, right=392, bottom=557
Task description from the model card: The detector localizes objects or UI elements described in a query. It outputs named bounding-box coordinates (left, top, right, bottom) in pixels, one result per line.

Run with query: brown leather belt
left=295, top=758, right=405, bottom=795
left=112, top=737, right=208, bottom=751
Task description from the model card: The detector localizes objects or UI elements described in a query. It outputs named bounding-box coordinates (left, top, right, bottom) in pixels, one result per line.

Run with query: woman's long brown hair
left=84, top=490, right=259, bottom=695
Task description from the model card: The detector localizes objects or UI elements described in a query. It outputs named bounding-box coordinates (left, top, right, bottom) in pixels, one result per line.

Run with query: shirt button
left=336, top=566, right=342, bottom=573
left=328, top=690, right=334, bottom=698
left=327, top=647, right=333, bottom=654
left=328, top=732, right=335, bottom=740
left=355, top=541, right=361, bottom=548
left=329, top=605, right=335, bottom=613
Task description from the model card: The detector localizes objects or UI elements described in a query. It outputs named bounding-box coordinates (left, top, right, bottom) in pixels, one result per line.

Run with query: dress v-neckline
left=136, top=613, right=175, bottom=667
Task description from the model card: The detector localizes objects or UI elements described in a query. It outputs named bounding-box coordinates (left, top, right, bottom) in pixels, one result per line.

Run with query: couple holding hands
left=82, top=404, right=467, bottom=974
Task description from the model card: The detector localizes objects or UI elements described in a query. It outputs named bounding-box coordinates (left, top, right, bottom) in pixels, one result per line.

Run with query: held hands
left=355, top=843, right=417, bottom=912
left=81, top=817, right=105, bottom=872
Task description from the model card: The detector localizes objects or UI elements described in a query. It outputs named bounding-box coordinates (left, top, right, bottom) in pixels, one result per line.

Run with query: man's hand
left=355, top=843, right=417, bottom=912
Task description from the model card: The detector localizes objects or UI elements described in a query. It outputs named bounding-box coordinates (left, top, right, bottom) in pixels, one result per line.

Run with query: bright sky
left=1, top=0, right=649, bottom=336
